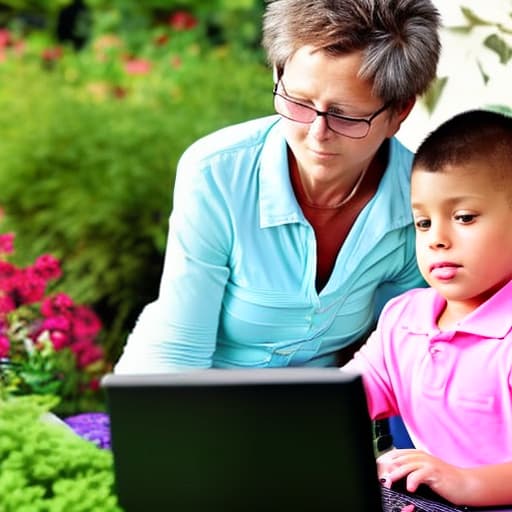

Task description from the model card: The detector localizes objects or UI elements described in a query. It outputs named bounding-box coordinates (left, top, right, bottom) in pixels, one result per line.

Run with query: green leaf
left=484, top=33, right=512, bottom=64
left=422, top=76, right=448, bottom=114
left=460, top=6, right=492, bottom=27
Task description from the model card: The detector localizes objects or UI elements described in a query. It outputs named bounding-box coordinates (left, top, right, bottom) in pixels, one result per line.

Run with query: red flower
left=0, top=29, right=11, bottom=49
left=154, top=33, right=169, bottom=46
left=168, top=10, right=198, bottom=30
left=112, top=85, right=127, bottom=99
left=41, top=46, right=62, bottom=62
left=89, top=378, right=100, bottom=391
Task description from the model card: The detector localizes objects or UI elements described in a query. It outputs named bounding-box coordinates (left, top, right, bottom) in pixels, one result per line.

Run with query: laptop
left=102, top=368, right=512, bottom=512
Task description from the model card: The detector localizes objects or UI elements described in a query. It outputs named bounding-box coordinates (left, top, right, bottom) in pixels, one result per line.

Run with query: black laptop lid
left=102, top=368, right=383, bottom=512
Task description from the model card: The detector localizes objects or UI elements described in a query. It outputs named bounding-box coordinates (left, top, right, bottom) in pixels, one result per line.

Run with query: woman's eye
left=328, top=107, right=344, bottom=116
left=415, top=219, right=430, bottom=229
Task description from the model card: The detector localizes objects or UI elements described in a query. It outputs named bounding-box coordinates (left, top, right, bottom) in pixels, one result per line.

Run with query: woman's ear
left=272, top=65, right=279, bottom=84
left=386, top=97, right=416, bottom=137
left=398, top=98, right=416, bottom=123
left=272, top=65, right=284, bottom=85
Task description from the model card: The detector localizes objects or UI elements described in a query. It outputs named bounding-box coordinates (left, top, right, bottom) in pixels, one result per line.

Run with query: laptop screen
left=102, top=368, right=383, bottom=512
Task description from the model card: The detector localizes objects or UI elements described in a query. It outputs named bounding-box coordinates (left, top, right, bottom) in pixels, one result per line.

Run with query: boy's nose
left=428, top=225, right=450, bottom=249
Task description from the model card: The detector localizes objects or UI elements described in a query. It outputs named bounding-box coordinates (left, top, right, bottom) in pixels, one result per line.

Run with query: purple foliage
left=64, top=412, right=111, bottom=449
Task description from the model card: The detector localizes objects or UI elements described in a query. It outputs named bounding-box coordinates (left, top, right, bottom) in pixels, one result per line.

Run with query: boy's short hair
left=413, top=109, right=512, bottom=175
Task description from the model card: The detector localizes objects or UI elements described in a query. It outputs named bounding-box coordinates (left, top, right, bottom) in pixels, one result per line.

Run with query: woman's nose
left=309, top=113, right=331, bottom=139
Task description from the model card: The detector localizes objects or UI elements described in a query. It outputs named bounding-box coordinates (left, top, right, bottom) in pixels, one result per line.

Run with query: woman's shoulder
left=180, top=115, right=281, bottom=167
left=388, top=137, right=414, bottom=175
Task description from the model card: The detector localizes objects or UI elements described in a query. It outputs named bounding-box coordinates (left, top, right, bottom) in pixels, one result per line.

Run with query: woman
left=116, top=0, right=440, bottom=373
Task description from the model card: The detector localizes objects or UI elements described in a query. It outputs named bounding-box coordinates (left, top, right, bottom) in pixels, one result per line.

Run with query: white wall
left=396, top=0, right=512, bottom=151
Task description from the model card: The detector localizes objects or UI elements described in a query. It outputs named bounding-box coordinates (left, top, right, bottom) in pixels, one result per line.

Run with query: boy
left=344, top=109, right=512, bottom=508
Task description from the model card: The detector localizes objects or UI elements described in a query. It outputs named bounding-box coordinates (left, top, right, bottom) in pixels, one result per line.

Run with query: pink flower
left=76, top=344, right=104, bottom=368
left=41, top=293, right=74, bottom=317
left=0, top=260, right=17, bottom=282
left=0, top=232, right=14, bottom=255
left=72, top=305, right=102, bottom=340
left=32, top=253, right=61, bottom=281
left=12, top=269, right=46, bottom=305
left=42, top=315, right=71, bottom=332
left=0, top=226, right=107, bottom=408
left=168, top=10, right=198, bottom=30
left=71, top=338, right=104, bottom=368
left=0, top=334, right=9, bottom=357
left=49, top=330, right=70, bottom=350
left=124, top=58, right=152, bottom=75
left=0, top=293, right=15, bottom=315
left=0, top=29, right=11, bottom=49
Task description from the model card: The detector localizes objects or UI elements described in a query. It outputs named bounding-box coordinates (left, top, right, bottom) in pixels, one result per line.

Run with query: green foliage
left=484, top=33, right=512, bottom=64
left=0, top=0, right=70, bottom=11
left=0, top=42, right=272, bottom=363
left=81, top=0, right=265, bottom=58
left=422, top=76, right=448, bottom=114
left=455, top=5, right=512, bottom=86
left=0, top=395, right=122, bottom=511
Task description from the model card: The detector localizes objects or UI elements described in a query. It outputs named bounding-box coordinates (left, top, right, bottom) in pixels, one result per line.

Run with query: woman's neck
left=289, top=142, right=388, bottom=209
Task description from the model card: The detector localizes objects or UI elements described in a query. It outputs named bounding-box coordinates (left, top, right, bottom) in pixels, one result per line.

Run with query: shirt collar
left=258, top=118, right=413, bottom=234
left=405, top=280, right=512, bottom=339
left=259, top=119, right=305, bottom=228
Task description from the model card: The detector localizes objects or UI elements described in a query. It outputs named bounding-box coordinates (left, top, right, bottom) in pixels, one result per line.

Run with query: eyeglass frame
left=272, top=79, right=391, bottom=139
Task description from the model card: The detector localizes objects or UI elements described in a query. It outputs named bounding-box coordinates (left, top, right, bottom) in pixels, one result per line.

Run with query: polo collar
left=405, top=280, right=512, bottom=339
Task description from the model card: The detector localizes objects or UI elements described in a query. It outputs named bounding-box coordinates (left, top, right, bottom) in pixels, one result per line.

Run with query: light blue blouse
left=115, top=115, right=425, bottom=373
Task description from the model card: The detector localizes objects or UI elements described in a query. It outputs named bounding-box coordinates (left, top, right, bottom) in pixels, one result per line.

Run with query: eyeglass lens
left=274, top=92, right=372, bottom=138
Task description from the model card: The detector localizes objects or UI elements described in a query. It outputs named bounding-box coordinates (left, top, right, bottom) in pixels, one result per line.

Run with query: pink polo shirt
left=345, top=280, right=512, bottom=468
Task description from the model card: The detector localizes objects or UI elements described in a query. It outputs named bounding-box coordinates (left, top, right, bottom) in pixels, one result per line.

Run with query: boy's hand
left=377, top=449, right=468, bottom=505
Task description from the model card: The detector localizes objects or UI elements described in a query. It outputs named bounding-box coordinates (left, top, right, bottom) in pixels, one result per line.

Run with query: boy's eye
left=415, top=219, right=431, bottom=229
left=455, top=214, right=476, bottom=223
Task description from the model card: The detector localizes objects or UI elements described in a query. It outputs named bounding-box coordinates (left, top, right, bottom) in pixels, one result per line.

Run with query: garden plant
left=0, top=1, right=511, bottom=510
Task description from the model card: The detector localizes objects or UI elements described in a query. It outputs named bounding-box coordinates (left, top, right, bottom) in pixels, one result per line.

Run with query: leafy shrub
left=0, top=36, right=272, bottom=363
left=0, top=395, right=122, bottom=511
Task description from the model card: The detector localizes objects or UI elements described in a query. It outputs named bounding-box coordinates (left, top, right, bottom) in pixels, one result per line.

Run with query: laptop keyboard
left=381, top=485, right=465, bottom=512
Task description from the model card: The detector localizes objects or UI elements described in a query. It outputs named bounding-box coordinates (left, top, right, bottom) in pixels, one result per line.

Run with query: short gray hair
left=262, top=0, right=441, bottom=110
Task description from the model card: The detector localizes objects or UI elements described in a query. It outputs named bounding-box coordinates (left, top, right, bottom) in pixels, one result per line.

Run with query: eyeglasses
left=273, top=80, right=390, bottom=139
